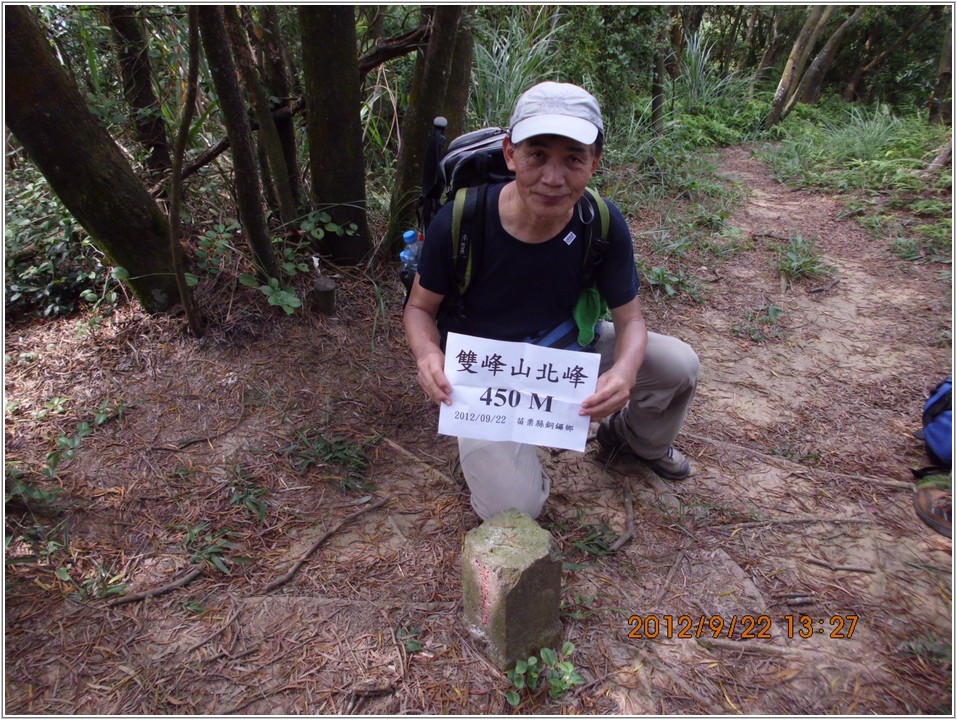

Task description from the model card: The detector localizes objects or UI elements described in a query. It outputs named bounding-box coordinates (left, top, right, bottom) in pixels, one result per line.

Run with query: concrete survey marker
left=461, top=508, right=563, bottom=670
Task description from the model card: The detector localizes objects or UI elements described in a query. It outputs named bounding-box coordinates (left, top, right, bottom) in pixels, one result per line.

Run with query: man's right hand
left=416, top=350, right=452, bottom=406
left=403, top=276, right=453, bottom=406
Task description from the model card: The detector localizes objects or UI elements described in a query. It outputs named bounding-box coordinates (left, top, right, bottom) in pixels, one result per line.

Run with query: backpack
left=411, top=118, right=611, bottom=347
left=916, top=377, right=952, bottom=472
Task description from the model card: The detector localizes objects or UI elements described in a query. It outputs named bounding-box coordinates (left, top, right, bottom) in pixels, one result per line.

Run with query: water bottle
left=399, top=229, right=421, bottom=289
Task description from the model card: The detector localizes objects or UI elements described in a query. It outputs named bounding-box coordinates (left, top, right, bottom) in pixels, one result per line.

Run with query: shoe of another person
left=596, top=414, right=692, bottom=480
left=914, top=487, right=952, bottom=538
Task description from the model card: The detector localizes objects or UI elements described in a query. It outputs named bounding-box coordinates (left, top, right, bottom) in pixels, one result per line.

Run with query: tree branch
left=149, top=22, right=428, bottom=199
left=358, top=23, right=430, bottom=80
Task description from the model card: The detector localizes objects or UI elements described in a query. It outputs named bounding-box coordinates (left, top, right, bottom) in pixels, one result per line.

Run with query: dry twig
left=805, top=556, right=876, bottom=574
left=264, top=496, right=390, bottom=592
left=185, top=606, right=243, bottom=653
left=697, top=636, right=813, bottom=658
left=108, top=565, right=204, bottom=607
left=653, top=550, right=687, bottom=606
left=722, top=515, right=873, bottom=530
left=609, top=477, right=636, bottom=551
left=381, top=436, right=459, bottom=486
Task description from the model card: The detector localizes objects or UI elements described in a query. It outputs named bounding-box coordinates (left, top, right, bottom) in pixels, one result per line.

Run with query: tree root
left=684, top=432, right=913, bottom=490
left=610, top=476, right=636, bottom=551
left=108, top=565, right=204, bottom=607
left=263, top=496, right=390, bottom=592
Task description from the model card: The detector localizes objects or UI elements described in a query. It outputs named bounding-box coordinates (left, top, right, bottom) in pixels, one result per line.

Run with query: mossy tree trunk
left=222, top=5, right=297, bottom=228
left=443, top=7, right=475, bottom=143
left=106, top=5, right=172, bottom=176
left=250, top=5, right=302, bottom=211
left=197, top=5, right=278, bottom=280
left=299, top=6, right=372, bottom=264
left=386, top=6, right=467, bottom=251
left=789, top=6, right=866, bottom=109
left=764, top=5, right=834, bottom=128
left=5, top=5, right=181, bottom=314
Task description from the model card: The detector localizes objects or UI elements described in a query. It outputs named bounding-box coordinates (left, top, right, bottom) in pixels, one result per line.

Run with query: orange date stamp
left=626, top=614, right=858, bottom=640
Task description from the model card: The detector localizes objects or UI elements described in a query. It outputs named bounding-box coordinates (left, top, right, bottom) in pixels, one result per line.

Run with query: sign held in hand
left=438, top=332, right=600, bottom=452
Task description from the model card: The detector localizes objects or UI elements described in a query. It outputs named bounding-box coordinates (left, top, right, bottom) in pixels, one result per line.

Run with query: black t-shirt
left=417, top=183, right=640, bottom=342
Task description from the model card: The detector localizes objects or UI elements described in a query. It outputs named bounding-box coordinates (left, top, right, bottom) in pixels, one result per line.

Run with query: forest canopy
left=5, top=5, right=951, bottom=326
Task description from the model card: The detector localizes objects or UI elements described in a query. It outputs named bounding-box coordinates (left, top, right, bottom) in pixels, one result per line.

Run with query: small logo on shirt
left=563, top=232, right=577, bottom=246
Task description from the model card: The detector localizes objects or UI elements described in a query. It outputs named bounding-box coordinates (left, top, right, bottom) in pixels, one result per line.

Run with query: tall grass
left=599, top=98, right=670, bottom=199
left=469, top=8, right=567, bottom=128
left=759, top=103, right=950, bottom=191
left=673, top=33, right=755, bottom=116
left=821, top=105, right=905, bottom=164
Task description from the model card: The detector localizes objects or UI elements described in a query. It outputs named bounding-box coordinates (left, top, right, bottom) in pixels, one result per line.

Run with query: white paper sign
left=438, top=332, right=600, bottom=452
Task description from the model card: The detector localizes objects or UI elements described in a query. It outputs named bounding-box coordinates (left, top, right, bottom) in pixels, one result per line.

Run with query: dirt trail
left=4, top=147, right=952, bottom=714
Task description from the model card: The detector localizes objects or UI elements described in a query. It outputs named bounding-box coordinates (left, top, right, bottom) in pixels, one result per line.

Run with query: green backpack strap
left=580, top=186, right=610, bottom=290
left=451, top=185, right=487, bottom=296
left=584, top=186, right=609, bottom=243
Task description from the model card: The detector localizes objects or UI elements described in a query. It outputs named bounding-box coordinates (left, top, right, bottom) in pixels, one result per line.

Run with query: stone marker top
left=468, top=508, right=558, bottom=568
left=462, top=507, right=563, bottom=669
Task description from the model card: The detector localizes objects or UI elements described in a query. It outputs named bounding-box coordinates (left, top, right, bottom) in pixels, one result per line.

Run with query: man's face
left=504, top=134, right=600, bottom=219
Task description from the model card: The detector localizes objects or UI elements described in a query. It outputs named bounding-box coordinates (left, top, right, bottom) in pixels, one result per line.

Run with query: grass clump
left=282, top=428, right=380, bottom=493
left=732, top=303, right=785, bottom=344
left=773, top=235, right=835, bottom=282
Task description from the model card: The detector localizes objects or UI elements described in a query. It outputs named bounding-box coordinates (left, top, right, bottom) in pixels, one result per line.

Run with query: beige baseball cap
left=509, top=82, right=604, bottom=145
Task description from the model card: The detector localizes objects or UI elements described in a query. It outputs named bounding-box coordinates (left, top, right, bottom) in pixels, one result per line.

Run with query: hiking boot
left=596, top=414, right=692, bottom=480
left=914, top=487, right=952, bottom=538
left=596, top=413, right=629, bottom=457
left=639, top=446, right=691, bottom=481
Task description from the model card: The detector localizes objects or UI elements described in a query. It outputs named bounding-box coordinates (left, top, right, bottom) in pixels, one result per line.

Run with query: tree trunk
left=682, top=7, right=706, bottom=40
left=197, top=6, right=278, bottom=279
left=736, top=7, right=761, bottom=73
left=169, top=7, right=204, bottom=337
left=358, top=23, right=432, bottom=81
left=250, top=5, right=302, bottom=211
left=843, top=8, right=938, bottom=102
left=756, top=9, right=785, bottom=75
left=720, top=7, right=744, bottom=76
left=299, top=6, right=372, bottom=264
left=922, top=139, right=952, bottom=178
left=765, top=5, right=832, bottom=128
left=793, top=6, right=836, bottom=78
left=358, top=6, right=385, bottom=54
left=754, top=8, right=782, bottom=88
left=442, top=7, right=475, bottom=143
left=222, top=5, right=297, bottom=228
left=387, top=6, right=465, bottom=250
left=667, top=6, right=682, bottom=79
left=790, top=6, right=866, bottom=108
left=652, top=10, right=669, bottom=134
left=5, top=5, right=180, bottom=313
left=929, top=8, right=952, bottom=125
left=842, top=25, right=880, bottom=102
left=106, top=6, right=171, bottom=175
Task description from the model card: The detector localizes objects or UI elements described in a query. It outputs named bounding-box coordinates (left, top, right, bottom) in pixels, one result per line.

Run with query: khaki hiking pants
left=458, top=322, right=699, bottom=520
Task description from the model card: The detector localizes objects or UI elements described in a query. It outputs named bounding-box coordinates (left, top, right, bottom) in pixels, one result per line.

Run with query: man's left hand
left=579, top=369, right=631, bottom=421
